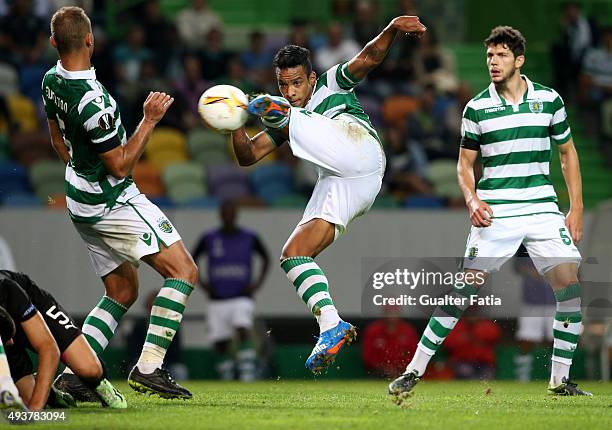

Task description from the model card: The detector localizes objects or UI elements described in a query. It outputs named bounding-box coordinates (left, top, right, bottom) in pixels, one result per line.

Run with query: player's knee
left=174, top=258, right=198, bottom=286
left=109, top=288, right=138, bottom=308
left=79, top=360, right=103, bottom=381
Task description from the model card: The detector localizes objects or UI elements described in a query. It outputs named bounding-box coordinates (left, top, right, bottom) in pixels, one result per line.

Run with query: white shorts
left=207, top=297, right=254, bottom=343
left=516, top=305, right=555, bottom=342
left=288, top=109, right=385, bottom=237
left=73, top=194, right=182, bottom=277
left=463, top=212, right=581, bottom=274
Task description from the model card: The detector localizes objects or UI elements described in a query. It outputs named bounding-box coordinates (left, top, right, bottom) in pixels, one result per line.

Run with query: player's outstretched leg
left=280, top=220, right=356, bottom=375
left=128, top=242, right=197, bottom=399
left=546, top=279, right=592, bottom=396
left=247, top=94, right=291, bottom=129
left=388, top=282, right=478, bottom=403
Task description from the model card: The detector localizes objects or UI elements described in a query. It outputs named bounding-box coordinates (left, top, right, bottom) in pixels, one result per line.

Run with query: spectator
left=0, top=0, right=47, bottom=64
left=126, top=290, right=188, bottom=380
left=191, top=201, right=270, bottom=381
left=413, top=27, right=457, bottom=90
left=217, top=56, right=257, bottom=94
left=513, top=245, right=556, bottom=382
left=352, top=0, right=380, bottom=46
left=362, top=306, right=419, bottom=377
left=240, top=30, right=274, bottom=87
left=174, top=53, right=211, bottom=130
left=140, top=0, right=177, bottom=74
left=314, top=22, right=360, bottom=73
left=552, top=1, right=596, bottom=100
left=176, top=0, right=222, bottom=50
left=580, top=25, right=612, bottom=105
left=113, top=25, right=153, bottom=84
left=444, top=318, right=502, bottom=380
left=200, top=27, right=232, bottom=81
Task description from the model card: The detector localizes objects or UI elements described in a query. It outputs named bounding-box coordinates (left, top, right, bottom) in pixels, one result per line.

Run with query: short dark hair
left=484, top=26, right=526, bottom=58
left=273, top=45, right=312, bottom=75
left=50, top=6, right=92, bottom=55
left=0, top=305, right=16, bottom=342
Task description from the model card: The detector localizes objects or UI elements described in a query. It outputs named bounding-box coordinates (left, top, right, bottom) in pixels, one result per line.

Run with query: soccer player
left=191, top=200, right=270, bottom=381
left=42, top=7, right=197, bottom=399
left=231, top=16, right=427, bottom=373
left=389, top=26, right=591, bottom=398
left=0, top=270, right=126, bottom=409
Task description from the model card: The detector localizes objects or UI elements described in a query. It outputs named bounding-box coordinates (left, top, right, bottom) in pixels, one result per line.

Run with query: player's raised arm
left=346, top=15, right=426, bottom=81
left=98, top=92, right=174, bottom=179
left=230, top=127, right=284, bottom=166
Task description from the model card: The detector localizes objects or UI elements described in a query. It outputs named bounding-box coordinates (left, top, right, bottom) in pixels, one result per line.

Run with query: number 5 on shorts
left=559, top=227, right=572, bottom=245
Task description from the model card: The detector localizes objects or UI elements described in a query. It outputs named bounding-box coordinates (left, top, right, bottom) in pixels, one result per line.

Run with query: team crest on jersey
left=157, top=218, right=173, bottom=233
left=98, top=113, right=115, bottom=130
left=468, top=246, right=478, bottom=260
left=528, top=99, right=543, bottom=114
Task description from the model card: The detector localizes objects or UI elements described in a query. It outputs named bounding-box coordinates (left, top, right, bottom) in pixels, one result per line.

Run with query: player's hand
left=391, top=16, right=427, bottom=37
left=467, top=196, right=493, bottom=227
left=143, top=91, right=174, bottom=124
left=565, top=208, right=583, bottom=243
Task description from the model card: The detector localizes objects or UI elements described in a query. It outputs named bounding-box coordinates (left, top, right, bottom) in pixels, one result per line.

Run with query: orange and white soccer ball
left=198, top=85, right=249, bottom=133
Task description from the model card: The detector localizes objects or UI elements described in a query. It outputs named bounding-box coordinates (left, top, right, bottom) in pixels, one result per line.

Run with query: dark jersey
left=0, top=271, right=40, bottom=323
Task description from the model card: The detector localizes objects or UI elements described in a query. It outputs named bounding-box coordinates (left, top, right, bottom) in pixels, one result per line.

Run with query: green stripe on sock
left=281, top=256, right=314, bottom=273
left=164, top=278, right=194, bottom=296
left=83, top=316, right=114, bottom=341
left=293, top=268, right=325, bottom=289
left=553, top=348, right=575, bottom=360
left=420, top=335, right=440, bottom=352
left=553, top=329, right=579, bottom=344
left=146, top=333, right=172, bottom=349
left=555, top=311, right=582, bottom=323
left=98, top=296, right=127, bottom=320
left=554, top=283, right=581, bottom=302
left=0, top=344, right=4, bottom=354
left=301, top=283, right=328, bottom=303
left=149, top=315, right=181, bottom=331
left=312, top=298, right=333, bottom=312
left=153, top=296, right=185, bottom=314
left=84, top=333, right=104, bottom=355
left=440, top=304, right=464, bottom=319
left=429, top=318, right=452, bottom=338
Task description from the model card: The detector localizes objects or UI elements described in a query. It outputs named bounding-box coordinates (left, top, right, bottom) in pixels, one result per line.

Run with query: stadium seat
left=1, top=191, right=41, bottom=207
left=427, top=159, right=463, bottom=198
left=207, top=163, right=250, bottom=201
left=7, top=94, right=39, bottom=133
left=47, top=193, right=67, bottom=209
left=402, top=195, right=446, bottom=208
left=131, top=161, right=165, bottom=198
left=381, top=95, right=419, bottom=125
left=29, top=159, right=65, bottom=203
left=0, top=63, right=18, bottom=97
left=250, top=163, right=294, bottom=203
left=162, top=162, right=207, bottom=205
left=148, top=195, right=174, bottom=208
left=145, top=127, right=189, bottom=171
left=371, top=194, right=400, bottom=209
left=19, top=65, right=48, bottom=102
left=0, top=161, right=30, bottom=198
left=0, top=133, right=10, bottom=161
left=10, top=131, right=55, bottom=167
left=181, top=196, right=220, bottom=209
left=187, top=127, right=230, bottom=166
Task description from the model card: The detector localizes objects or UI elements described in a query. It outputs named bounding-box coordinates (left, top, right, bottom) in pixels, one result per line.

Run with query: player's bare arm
left=457, top=147, right=493, bottom=227
left=347, top=15, right=426, bottom=81
left=19, top=312, right=60, bottom=410
left=47, top=119, right=70, bottom=165
left=230, top=128, right=281, bottom=166
left=558, top=137, right=583, bottom=243
left=99, top=91, right=174, bottom=179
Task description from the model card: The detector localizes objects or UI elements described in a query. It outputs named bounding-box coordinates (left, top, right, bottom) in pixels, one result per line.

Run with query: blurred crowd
left=0, top=0, right=610, bottom=210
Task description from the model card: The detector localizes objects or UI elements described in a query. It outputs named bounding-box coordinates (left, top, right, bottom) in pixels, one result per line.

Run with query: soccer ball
left=198, top=85, right=249, bottom=133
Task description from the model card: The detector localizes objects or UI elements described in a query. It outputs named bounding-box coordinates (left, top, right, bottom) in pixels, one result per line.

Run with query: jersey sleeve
left=325, top=62, right=361, bottom=92
left=0, top=279, right=37, bottom=323
left=549, top=91, right=572, bottom=145
left=460, top=102, right=481, bottom=150
left=79, top=92, right=122, bottom=153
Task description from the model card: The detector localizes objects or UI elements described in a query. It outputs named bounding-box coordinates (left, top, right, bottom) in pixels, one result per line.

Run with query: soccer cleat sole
left=310, top=325, right=358, bottom=375
left=128, top=380, right=192, bottom=400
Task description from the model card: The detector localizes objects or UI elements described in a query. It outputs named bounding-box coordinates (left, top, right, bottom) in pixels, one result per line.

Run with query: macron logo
left=484, top=106, right=506, bottom=114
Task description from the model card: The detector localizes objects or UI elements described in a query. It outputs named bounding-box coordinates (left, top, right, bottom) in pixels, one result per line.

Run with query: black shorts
left=6, top=285, right=81, bottom=381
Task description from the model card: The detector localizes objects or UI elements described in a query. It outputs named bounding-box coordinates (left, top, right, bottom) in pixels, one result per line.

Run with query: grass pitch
left=9, top=380, right=612, bottom=430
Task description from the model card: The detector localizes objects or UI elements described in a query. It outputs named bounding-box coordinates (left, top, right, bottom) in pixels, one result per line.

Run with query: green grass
left=8, top=380, right=612, bottom=430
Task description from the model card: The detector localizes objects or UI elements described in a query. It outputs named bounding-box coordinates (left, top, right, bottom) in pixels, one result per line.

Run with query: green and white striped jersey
left=42, top=61, right=139, bottom=224
left=304, top=62, right=379, bottom=142
left=461, top=75, right=572, bottom=218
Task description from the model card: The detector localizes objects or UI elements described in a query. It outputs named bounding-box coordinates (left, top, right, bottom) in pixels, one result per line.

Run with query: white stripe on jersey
left=66, top=164, right=103, bottom=194
left=476, top=184, right=557, bottom=201
left=483, top=162, right=550, bottom=179
left=479, top=112, right=552, bottom=134
left=481, top=137, right=550, bottom=157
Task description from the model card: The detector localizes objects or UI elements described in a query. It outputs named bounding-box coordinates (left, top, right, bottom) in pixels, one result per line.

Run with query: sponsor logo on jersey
left=140, top=232, right=152, bottom=246
left=98, top=113, right=115, bottom=130
left=158, top=218, right=173, bottom=234
left=528, top=99, right=543, bottom=114
left=484, top=106, right=506, bottom=114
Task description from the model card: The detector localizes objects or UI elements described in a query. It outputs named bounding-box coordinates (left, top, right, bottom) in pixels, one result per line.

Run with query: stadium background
left=0, top=0, right=611, bottom=382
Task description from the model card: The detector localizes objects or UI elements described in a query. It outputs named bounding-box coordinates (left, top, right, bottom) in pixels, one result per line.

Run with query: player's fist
left=467, top=197, right=493, bottom=228
left=391, top=16, right=427, bottom=36
left=143, top=91, right=174, bottom=124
